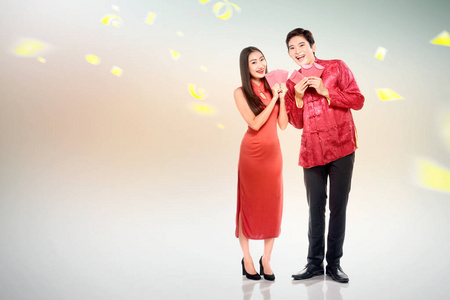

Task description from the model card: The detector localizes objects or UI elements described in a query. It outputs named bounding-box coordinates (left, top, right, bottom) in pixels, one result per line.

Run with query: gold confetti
left=13, top=39, right=47, bottom=57
left=188, top=84, right=207, bottom=100
left=146, top=12, right=156, bottom=25
left=102, top=14, right=121, bottom=28
left=430, top=31, right=450, bottom=47
left=217, top=123, right=225, bottom=129
left=169, top=49, right=181, bottom=60
left=85, top=54, right=100, bottom=65
left=199, top=0, right=212, bottom=4
left=177, top=31, right=184, bottom=37
left=376, top=89, right=403, bottom=101
left=191, top=103, right=215, bottom=115
left=111, top=66, right=123, bottom=77
left=417, top=159, right=450, bottom=192
left=374, top=46, right=387, bottom=60
left=37, top=57, right=46, bottom=63
left=200, top=66, right=208, bottom=71
left=213, top=0, right=241, bottom=20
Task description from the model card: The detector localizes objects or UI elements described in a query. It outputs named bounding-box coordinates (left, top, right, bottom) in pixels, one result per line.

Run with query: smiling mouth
left=296, top=54, right=305, bottom=61
left=256, top=69, right=265, bottom=74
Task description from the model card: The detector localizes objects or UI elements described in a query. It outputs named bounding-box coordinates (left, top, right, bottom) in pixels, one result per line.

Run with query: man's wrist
left=295, top=95, right=303, bottom=108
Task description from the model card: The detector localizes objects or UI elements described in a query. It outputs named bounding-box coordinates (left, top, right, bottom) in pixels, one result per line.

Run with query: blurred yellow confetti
left=146, top=12, right=156, bottom=25
left=200, top=66, right=208, bottom=71
left=37, top=57, right=46, bottom=63
left=191, top=103, right=215, bottom=115
left=374, top=46, right=387, bottom=60
left=213, top=0, right=241, bottom=20
left=169, top=49, right=181, bottom=60
left=217, top=123, right=225, bottom=129
left=188, top=84, right=207, bottom=100
left=13, top=39, right=47, bottom=57
left=112, top=5, right=120, bottom=11
left=177, top=31, right=184, bottom=37
left=417, top=159, right=450, bottom=192
left=430, top=31, right=450, bottom=46
left=85, top=54, right=100, bottom=65
left=102, top=14, right=121, bottom=28
left=376, top=89, right=403, bottom=101
left=200, top=0, right=212, bottom=4
left=111, top=66, right=123, bottom=77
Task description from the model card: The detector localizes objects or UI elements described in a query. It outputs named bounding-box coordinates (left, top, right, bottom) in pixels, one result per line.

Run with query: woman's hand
left=279, top=83, right=288, bottom=100
left=271, top=83, right=281, bottom=100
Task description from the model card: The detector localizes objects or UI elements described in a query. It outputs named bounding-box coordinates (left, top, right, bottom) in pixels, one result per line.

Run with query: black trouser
left=303, top=152, right=355, bottom=267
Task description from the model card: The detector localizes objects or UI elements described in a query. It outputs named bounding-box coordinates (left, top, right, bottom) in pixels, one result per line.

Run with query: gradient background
left=1, top=0, right=449, bottom=299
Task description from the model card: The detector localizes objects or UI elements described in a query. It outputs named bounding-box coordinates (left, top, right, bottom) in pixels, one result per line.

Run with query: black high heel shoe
left=242, top=258, right=261, bottom=280
left=259, top=256, right=275, bottom=281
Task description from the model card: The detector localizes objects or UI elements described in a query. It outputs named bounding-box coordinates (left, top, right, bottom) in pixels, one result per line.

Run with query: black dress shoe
left=242, top=258, right=261, bottom=280
left=326, top=265, right=349, bottom=283
left=292, top=263, right=324, bottom=280
left=259, top=256, right=275, bottom=281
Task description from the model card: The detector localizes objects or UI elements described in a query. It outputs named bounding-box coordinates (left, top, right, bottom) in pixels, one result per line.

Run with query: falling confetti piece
left=112, top=5, right=120, bottom=11
left=85, top=54, right=100, bottom=65
left=200, top=66, right=208, bottom=71
left=417, top=159, right=450, bottom=192
left=213, top=0, right=241, bottom=20
left=430, top=31, right=450, bottom=47
left=188, top=84, right=207, bottom=100
left=191, top=103, right=215, bottom=115
left=169, top=49, right=181, bottom=60
left=111, top=66, right=123, bottom=77
left=374, top=46, right=387, bottom=60
left=217, top=123, right=225, bottom=129
left=376, top=89, right=403, bottom=101
left=37, top=57, right=46, bottom=63
left=102, top=14, right=121, bottom=28
left=199, top=0, right=212, bottom=4
left=13, top=39, right=47, bottom=57
left=146, top=12, right=156, bottom=25
left=177, top=31, right=184, bottom=37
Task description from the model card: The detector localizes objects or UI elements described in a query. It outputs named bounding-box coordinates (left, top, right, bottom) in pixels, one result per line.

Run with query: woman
left=234, top=46, right=288, bottom=281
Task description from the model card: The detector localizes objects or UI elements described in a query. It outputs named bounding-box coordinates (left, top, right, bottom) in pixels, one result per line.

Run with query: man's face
left=288, top=35, right=316, bottom=66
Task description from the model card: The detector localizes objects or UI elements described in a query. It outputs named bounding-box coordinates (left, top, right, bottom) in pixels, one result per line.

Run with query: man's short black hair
left=285, top=28, right=315, bottom=49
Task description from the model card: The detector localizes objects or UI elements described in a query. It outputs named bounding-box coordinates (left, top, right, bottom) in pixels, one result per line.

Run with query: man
left=284, top=28, right=364, bottom=283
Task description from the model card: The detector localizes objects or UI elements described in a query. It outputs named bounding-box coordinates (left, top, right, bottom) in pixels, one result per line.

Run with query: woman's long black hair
left=239, top=46, right=271, bottom=116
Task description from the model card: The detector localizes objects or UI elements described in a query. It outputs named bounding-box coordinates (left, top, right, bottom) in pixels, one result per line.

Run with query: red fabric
left=285, top=58, right=364, bottom=168
left=235, top=81, right=283, bottom=239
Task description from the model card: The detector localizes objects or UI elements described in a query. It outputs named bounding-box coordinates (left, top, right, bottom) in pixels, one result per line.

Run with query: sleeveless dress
left=235, top=80, right=283, bottom=240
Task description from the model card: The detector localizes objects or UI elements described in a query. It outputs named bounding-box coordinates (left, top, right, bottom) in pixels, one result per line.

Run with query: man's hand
left=307, top=76, right=329, bottom=99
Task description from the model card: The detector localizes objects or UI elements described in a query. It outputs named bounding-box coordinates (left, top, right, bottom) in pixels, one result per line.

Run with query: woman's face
left=288, top=35, right=316, bottom=66
left=248, top=51, right=266, bottom=80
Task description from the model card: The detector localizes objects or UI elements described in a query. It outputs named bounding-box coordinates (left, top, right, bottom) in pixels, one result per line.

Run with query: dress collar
left=251, top=79, right=266, bottom=94
left=251, top=79, right=264, bottom=88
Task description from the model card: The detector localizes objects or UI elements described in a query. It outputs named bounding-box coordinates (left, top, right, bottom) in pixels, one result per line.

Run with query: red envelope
left=300, top=63, right=324, bottom=78
left=265, top=69, right=289, bottom=87
left=288, top=70, right=305, bottom=85
left=275, top=69, right=289, bottom=84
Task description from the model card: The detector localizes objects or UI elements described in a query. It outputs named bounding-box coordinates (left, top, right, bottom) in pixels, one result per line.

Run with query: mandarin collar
left=251, top=79, right=265, bottom=89
left=298, top=57, right=321, bottom=71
